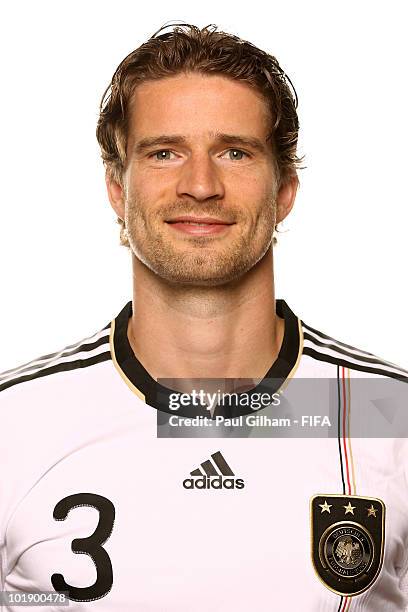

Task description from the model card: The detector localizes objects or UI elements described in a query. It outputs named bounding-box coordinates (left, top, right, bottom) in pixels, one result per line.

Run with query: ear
left=275, top=174, right=298, bottom=224
left=105, top=171, right=125, bottom=221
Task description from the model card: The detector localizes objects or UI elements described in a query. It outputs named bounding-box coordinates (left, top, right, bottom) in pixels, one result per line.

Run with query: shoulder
left=300, top=319, right=408, bottom=383
left=0, top=323, right=112, bottom=396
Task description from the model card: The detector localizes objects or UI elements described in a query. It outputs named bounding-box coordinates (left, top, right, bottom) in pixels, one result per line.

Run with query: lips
left=165, top=216, right=235, bottom=236
left=166, top=216, right=234, bottom=225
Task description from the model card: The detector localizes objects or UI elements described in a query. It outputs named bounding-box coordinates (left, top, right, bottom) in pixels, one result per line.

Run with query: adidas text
left=183, top=476, right=245, bottom=490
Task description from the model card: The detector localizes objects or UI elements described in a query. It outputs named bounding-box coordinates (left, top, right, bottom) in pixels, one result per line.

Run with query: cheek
left=236, top=181, right=275, bottom=215
left=230, top=172, right=274, bottom=199
left=128, top=164, right=174, bottom=201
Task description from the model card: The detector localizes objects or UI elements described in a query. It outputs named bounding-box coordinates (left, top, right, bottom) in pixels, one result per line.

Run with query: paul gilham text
left=168, top=415, right=289, bottom=427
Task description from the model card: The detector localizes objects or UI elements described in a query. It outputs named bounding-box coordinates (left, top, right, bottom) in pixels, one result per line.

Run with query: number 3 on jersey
left=51, top=493, right=115, bottom=602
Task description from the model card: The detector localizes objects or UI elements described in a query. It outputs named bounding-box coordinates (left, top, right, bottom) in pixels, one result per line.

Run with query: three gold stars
left=318, top=500, right=378, bottom=517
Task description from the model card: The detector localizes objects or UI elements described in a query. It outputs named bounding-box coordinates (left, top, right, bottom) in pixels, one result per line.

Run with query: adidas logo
left=183, top=451, right=245, bottom=490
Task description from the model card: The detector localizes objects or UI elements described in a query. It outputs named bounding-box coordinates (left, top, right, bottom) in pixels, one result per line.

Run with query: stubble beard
left=124, top=194, right=277, bottom=287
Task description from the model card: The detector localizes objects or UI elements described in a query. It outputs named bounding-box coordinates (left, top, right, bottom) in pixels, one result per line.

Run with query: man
left=1, top=23, right=408, bottom=612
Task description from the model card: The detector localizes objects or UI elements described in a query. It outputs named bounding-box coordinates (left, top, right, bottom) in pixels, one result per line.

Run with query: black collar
left=112, top=299, right=301, bottom=417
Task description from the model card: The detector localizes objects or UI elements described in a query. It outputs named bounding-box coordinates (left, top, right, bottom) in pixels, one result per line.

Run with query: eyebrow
left=132, top=132, right=268, bottom=155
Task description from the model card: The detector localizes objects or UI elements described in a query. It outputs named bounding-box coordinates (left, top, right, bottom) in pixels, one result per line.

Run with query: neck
left=127, top=248, right=284, bottom=380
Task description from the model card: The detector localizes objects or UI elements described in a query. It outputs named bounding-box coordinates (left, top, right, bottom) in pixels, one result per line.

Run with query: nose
left=175, top=153, right=225, bottom=202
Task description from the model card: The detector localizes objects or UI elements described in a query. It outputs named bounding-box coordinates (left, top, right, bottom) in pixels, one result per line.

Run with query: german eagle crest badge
left=311, top=494, right=385, bottom=596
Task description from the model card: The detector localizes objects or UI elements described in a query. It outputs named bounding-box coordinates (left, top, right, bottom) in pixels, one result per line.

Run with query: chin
left=153, top=262, right=256, bottom=287
left=130, top=235, right=271, bottom=286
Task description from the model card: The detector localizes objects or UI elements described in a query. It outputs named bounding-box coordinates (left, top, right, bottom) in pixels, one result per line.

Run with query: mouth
left=165, top=216, right=236, bottom=236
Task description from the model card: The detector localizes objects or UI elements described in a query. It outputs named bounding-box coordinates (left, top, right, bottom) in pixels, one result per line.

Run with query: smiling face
left=107, top=72, right=297, bottom=286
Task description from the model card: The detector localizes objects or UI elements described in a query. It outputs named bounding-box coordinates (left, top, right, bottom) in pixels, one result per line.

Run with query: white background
left=1, top=1, right=407, bottom=371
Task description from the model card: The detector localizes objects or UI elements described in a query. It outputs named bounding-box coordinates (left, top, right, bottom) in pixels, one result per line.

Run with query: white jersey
left=1, top=299, right=408, bottom=611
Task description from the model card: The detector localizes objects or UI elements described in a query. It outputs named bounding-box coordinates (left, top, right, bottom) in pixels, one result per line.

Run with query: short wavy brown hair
left=96, top=22, right=303, bottom=245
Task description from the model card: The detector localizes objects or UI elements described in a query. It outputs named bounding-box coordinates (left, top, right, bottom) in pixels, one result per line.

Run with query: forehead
left=127, top=73, right=271, bottom=140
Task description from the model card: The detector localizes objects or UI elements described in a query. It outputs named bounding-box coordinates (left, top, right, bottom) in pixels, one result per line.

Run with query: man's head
left=97, top=23, right=302, bottom=286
